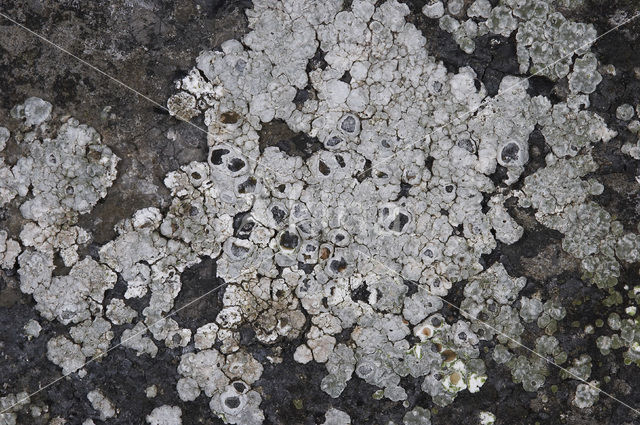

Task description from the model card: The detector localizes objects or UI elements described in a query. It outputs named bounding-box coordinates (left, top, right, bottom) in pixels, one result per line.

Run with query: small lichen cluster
left=573, top=382, right=600, bottom=408
left=3, top=97, right=119, bottom=267
left=86, top=389, right=116, bottom=421
left=423, top=0, right=599, bottom=86
left=596, top=307, right=640, bottom=368
left=0, top=392, right=30, bottom=425
left=0, top=101, right=219, bottom=422
left=146, top=405, right=182, bottom=425
left=517, top=138, right=640, bottom=296
left=462, top=265, right=568, bottom=392
left=620, top=103, right=640, bottom=160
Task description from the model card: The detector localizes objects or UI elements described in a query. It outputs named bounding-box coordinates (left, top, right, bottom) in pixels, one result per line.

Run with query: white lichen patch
left=2, top=99, right=119, bottom=269
left=19, top=254, right=117, bottom=325
left=46, top=335, right=86, bottom=376
left=146, top=385, right=158, bottom=399
left=621, top=103, right=640, bottom=160
left=0, top=392, right=30, bottom=425
left=11, top=97, right=52, bottom=127
left=209, top=381, right=264, bottom=425
left=106, top=298, right=138, bottom=325
left=573, top=382, right=600, bottom=408
left=0, top=230, right=20, bottom=270
left=323, top=408, right=351, bottom=425
left=0, top=126, right=9, bottom=151
left=0, top=99, right=128, bottom=398
left=403, top=406, right=431, bottom=425
left=23, top=319, right=42, bottom=339
left=424, top=0, right=599, bottom=83
left=515, top=135, right=639, bottom=296
left=87, top=389, right=116, bottom=420
left=160, top=0, right=542, bottom=409
left=146, top=405, right=182, bottom=425
left=120, top=322, right=159, bottom=358
left=462, top=263, right=525, bottom=342
left=479, top=411, right=496, bottom=424
left=616, top=104, right=636, bottom=121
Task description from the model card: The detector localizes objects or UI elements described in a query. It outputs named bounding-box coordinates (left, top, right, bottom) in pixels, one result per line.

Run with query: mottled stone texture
left=1, top=1, right=640, bottom=424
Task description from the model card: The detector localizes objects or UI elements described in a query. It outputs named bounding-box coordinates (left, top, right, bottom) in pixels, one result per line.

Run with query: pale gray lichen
left=487, top=196, right=523, bottom=244
left=494, top=332, right=566, bottom=393
left=561, top=354, right=592, bottom=381
left=70, top=317, right=114, bottom=359
left=616, top=103, right=636, bottom=121
left=620, top=104, right=640, bottom=160
left=423, top=0, right=599, bottom=83
left=403, top=406, right=431, bottom=425
left=536, top=300, right=567, bottom=335
left=167, top=2, right=510, bottom=408
left=194, top=323, right=219, bottom=350
left=10, top=97, right=52, bottom=128
left=209, top=381, right=264, bottom=425
left=515, top=145, right=637, bottom=293
left=422, top=1, right=445, bottom=19
left=121, top=322, right=159, bottom=358
left=538, top=100, right=614, bottom=158
left=519, top=297, right=543, bottom=323
left=568, top=53, right=602, bottom=94
left=46, top=335, right=86, bottom=376
left=573, top=382, right=600, bottom=408
left=175, top=343, right=265, bottom=423
left=0, top=99, right=122, bottom=397
left=461, top=263, right=526, bottom=344
left=146, top=386, right=158, bottom=399
left=0, top=392, right=30, bottom=425
left=106, top=298, right=138, bottom=325
left=176, top=349, right=229, bottom=402
left=146, top=405, right=182, bottom=425
left=3, top=101, right=119, bottom=267
left=19, top=254, right=116, bottom=326
left=507, top=353, right=549, bottom=392
left=0, top=230, right=20, bottom=270
left=321, top=344, right=355, bottom=397
left=322, top=408, right=352, bottom=425
left=87, top=389, right=116, bottom=420
left=515, top=5, right=597, bottom=80
left=596, top=307, right=640, bottom=367
left=621, top=137, right=640, bottom=160
left=479, top=411, right=496, bottom=424
left=2, top=0, right=635, bottom=421
left=0, top=126, right=9, bottom=151
left=162, top=0, right=636, bottom=410
left=23, top=319, right=42, bottom=339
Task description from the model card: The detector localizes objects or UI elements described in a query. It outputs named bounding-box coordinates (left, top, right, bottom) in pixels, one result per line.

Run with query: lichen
left=2, top=0, right=639, bottom=422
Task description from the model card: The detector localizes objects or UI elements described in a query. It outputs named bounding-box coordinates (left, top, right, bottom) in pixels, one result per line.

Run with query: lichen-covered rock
left=47, top=335, right=86, bottom=376
left=616, top=104, right=635, bottom=121
left=0, top=230, right=20, bottom=269
left=573, top=382, right=600, bottom=408
left=209, top=382, right=264, bottom=425
left=2, top=0, right=637, bottom=422
left=322, top=408, right=351, bottom=425
left=10, top=97, right=52, bottom=127
left=403, top=406, right=431, bottom=425
left=87, top=389, right=116, bottom=420
left=20, top=255, right=116, bottom=325
left=146, top=405, right=182, bottom=425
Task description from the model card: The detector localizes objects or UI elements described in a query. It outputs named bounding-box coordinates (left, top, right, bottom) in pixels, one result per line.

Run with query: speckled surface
left=1, top=1, right=640, bottom=425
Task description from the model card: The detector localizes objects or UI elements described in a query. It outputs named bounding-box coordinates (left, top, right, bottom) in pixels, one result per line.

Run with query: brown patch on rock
left=521, top=243, right=578, bottom=281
